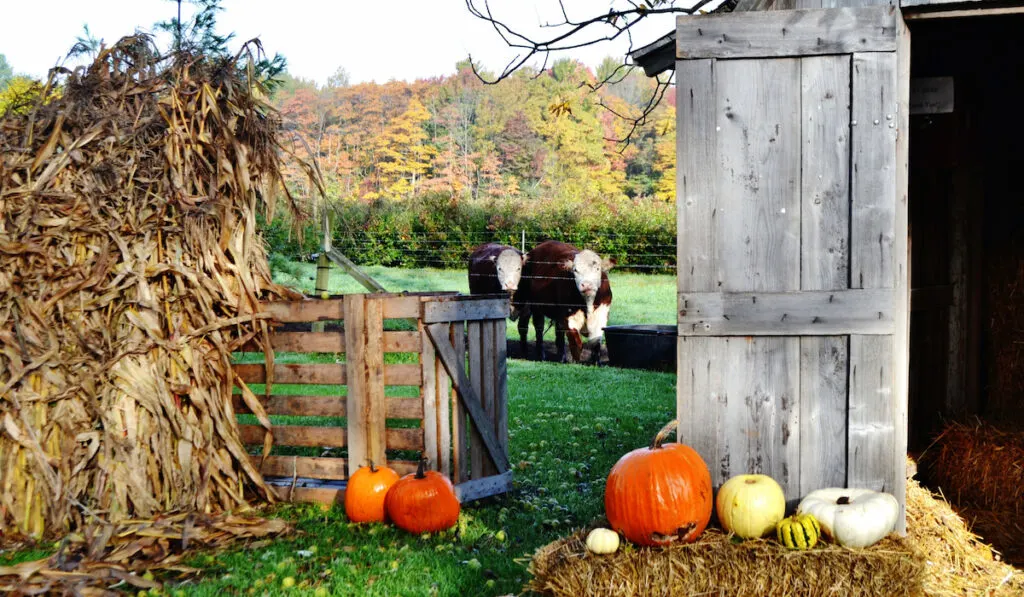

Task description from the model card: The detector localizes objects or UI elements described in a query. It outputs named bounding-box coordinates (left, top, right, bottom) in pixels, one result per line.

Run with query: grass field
left=0, top=362, right=677, bottom=596
left=0, top=264, right=679, bottom=595
left=269, top=261, right=678, bottom=336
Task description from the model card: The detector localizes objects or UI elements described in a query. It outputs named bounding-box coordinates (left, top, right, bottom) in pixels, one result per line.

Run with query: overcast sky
left=0, top=0, right=697, bottom=86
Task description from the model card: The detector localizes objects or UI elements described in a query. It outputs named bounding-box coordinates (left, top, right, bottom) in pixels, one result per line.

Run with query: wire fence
left=317, top=230, right=678, bottom=276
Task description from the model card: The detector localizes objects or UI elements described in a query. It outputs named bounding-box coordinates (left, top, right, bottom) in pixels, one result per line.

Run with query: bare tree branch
left=464, top=0, right=735, bottom=145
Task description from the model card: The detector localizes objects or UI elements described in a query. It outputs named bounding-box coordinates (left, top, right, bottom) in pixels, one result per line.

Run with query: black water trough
left=603, top=324, right=676, bottom=372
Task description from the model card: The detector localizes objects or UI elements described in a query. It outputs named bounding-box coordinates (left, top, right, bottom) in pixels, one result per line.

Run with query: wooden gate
left=233, top=293, right=512, bottom=505
left=674, top=7, right=911, bottom=529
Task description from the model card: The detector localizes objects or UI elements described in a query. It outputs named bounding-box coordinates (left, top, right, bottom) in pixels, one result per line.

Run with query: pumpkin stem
left=649, top=420, right=679, bottom=450
left=368, top=460, right=377, bottom=474
left=836, top=496, right=851, bottom=505
left=416, top=458, right=429, bottom=479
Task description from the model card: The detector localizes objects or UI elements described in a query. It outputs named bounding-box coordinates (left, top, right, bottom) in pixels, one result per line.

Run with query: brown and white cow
left=514, top=240, right=613, bottom=363
left=468, top=243, right=526, bottom=318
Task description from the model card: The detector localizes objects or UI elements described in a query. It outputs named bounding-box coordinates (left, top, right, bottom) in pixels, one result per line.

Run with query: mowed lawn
left=0, top=363, right=677, bottom=596
left=0, top=265, right=679, bottom=596
left=269, top=261, right=678, bottom=334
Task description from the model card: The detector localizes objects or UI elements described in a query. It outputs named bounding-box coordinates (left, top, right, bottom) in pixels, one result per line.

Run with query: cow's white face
left=494, top=249, right=525, bottom=293
left=571, top=250, right=604, bottom=299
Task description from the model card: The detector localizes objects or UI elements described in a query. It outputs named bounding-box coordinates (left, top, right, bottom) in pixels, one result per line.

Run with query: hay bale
left=528, top=529, right=924, bottom=597
left=905, top=473, right=1024, bottom=595
left=918, top=421, right=1024, bottom=566
left=528, top=471, right=1024, bottom=596
left=0, top=36, right=311, bottom=539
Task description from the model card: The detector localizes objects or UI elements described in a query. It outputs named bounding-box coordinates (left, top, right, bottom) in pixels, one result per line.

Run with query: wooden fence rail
left=232, top=292, right=512, bottom=506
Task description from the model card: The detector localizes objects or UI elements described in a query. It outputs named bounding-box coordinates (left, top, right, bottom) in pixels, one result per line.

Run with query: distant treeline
left=265, top=58, right=677, bottom=271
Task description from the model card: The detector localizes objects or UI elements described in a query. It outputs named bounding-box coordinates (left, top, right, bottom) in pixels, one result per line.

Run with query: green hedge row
left=261, top=193, right=677, bottom=273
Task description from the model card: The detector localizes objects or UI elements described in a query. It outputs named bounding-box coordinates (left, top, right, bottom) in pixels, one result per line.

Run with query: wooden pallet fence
left=232, top=292, right=512, bottom=506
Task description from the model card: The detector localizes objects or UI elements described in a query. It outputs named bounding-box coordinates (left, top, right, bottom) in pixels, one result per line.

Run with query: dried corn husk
left=0, top=36, right=311, bottom=539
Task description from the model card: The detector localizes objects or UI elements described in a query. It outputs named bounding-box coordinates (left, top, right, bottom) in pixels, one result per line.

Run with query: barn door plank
left=849, top=50, right=901, bottom=501
left=716, top=57, right=801, bottom=293
left=451, top=321, right=468, bottom=483
left=799, top=53, right=852, bottom=495
left=468, top=322, right=485, bottom=480
left=421, top=317, right=440, bottom=472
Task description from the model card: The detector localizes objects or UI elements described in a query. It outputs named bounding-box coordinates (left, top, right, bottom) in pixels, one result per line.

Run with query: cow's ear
left=602, top=257, right=617, bottom=272
left=561, top=258, right=574, bottom=271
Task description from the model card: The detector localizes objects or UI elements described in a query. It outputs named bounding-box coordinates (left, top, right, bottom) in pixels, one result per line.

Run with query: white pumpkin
left=586, top=528, right=620, bottom=555
left=797, top=488, right=900, bottom=549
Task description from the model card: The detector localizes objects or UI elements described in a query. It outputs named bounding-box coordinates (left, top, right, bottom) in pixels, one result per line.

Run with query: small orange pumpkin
left=344, top=461, right=400, bottom=523
left=605, top=419, right=713, bottom=546
left=385, top=459, right=460, bottom=533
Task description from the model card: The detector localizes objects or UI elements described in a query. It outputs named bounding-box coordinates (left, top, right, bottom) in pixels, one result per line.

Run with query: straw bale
left=905, top=473, right=1024, bottom=595
left=0, top=36, right=311, bottom=540
left=528, top=528, right=924, bottom=597
left=528, top=469, right=1024, bottom=596
left=984, top=215, right=1024, bottom=422
left=918, top=421, right=1024, bottom=566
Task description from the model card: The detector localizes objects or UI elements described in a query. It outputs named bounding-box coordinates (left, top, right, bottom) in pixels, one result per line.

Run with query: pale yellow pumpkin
left=586, top=528, right=620, bottom=554
left=715, top=474, right=786, bottom=539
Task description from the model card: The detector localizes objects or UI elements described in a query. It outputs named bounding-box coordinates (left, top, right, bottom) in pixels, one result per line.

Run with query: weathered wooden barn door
left=675, top=7, right=911, bottom=529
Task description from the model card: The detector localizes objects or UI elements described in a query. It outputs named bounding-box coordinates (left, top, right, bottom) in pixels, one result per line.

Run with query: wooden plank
left=422, top=297, right=509, bottom=324
left=421, top=318, right=440, bottom=471
left=799, top=337, right=849, bottom=495
left=493, top=318, right=509, bottom=478
left=481, top=321, right=497, bottom=478
left=676, top=58, right=718, bottom=294
left=261, top=330, right=421, bottom=354
left=468, top=322, right=485, bottom=481
left=234, top=363, right=345, bottom=385
left=436, top=328, right=452, bottom=478
left=451, top=322, right=468, bottom=483
left=678, top=289, right=894, bottom=335
left=801, top=54, right=851, bottom=293
left=344, top=294, right=368, bottom=475
left=426, top=323, right=510, bottom=474
left=270, top=331, right=345, bottom=353
left=385, top=331, right=423, bottom=353
left=850, top=51, right=898, bottom=291
left=891, top=18, right=911, bottom=534
left=723, top=337, right=801, bottom=500
left=676, top=7, right=899, bottom=60
left=454, top=470, right=513, bottom=503
left=260, top=299, right=344, bottom=323
left=239, top=425, right=420, bottom=451
left=678, top=337, right=727, bottom=487
left=381, top=295, right=421, bottom=320
left=903, top=5, right=1024, bottom=18
left=847, top=335, right=896, bottom=494
left=252, top=455, right=348, bottom=480
left=903, top=0, right=1007, bottom=7
left=384, top=364, right=422, bottom=386
left=240, top=425, right=346, bottom=448
left=363, top=297, right=387, bottom=467
left=386, top=427, right=424, bottom=451
left=716, top=57, right=801, bottom=293
left=269, top=485, right=344, bottom=505
left=232, top=395, right=423, bottom=419
left=325, top=248, right=387, bottom=293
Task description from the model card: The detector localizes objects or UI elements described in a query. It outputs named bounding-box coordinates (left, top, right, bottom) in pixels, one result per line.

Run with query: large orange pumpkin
left=385, top=459, right=460, bottom=533
left=605, top=419, right=713, bottom=546
left=345, top=461, right=400, bottom=523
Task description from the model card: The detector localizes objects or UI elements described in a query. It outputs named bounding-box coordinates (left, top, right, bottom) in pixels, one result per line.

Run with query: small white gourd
left=586, top=528, right=620, bottom=555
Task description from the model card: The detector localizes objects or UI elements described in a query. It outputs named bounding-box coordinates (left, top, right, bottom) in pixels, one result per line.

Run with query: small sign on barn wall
left=911, top=77, right=954, bottom=115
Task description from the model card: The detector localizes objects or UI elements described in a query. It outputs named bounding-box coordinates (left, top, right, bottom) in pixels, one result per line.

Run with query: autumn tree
left=370, top=97, right=436, bottom=200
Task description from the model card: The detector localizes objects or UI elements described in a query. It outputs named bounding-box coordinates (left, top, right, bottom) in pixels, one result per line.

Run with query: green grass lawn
left=0, top=361, right=676, bottom=596
left=270, top=261, right=678, bottom=337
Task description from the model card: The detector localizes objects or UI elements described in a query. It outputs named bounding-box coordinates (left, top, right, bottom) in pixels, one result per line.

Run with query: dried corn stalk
left=0, top=36, right=311, bottom=539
